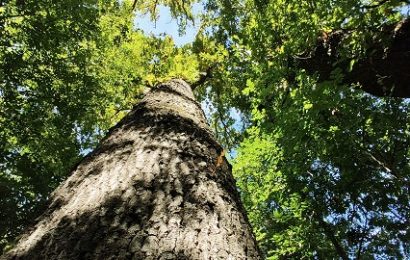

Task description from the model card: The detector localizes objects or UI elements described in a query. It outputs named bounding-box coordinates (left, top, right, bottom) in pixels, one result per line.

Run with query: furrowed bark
left=2, top=79, right=261, bottom=259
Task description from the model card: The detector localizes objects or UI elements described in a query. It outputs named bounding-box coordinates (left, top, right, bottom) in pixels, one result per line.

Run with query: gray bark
left=2, top=79, right=261, bottom=259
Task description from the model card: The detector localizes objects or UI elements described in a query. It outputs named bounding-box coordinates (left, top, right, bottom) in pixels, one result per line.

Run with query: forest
left=1, top=0, right=409, bottom=259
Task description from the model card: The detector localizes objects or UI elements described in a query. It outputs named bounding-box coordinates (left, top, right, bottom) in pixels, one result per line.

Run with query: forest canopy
left=1, top=0, right=409, bottom=258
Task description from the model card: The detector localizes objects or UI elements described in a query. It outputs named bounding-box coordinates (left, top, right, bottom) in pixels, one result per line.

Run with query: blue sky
left=134, top=4, right=203, bottom=46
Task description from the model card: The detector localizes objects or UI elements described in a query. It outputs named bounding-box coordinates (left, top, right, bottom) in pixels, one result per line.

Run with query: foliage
left=234, top=78, right=410, bottom=258
left=1, top=0, right=410, bottom=258
left=200, top=0, right=410, bottom=258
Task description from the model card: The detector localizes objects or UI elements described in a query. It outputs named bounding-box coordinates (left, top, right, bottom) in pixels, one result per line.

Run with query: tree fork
left=2, top=79, right=261, bottom=259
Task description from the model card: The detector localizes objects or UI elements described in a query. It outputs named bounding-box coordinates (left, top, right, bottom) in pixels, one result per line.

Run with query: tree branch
left=295, top=18, right=410, bottom=98
left=317, top=217, right=349, bottom=260
left=191, top=65, right=214, bottom=90
left=132, top=0, right=137, bottom=11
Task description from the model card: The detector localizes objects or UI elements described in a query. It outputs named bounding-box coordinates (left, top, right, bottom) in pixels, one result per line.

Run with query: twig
left=132, top=0, right=137, bottom=11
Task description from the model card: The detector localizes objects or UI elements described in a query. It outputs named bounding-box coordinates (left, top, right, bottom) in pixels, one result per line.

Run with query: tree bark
left=2, top=79, right=261, bottom=259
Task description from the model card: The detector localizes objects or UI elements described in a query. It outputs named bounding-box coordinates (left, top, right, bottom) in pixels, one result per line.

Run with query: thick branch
left=295, top=18, right=410, bottom=98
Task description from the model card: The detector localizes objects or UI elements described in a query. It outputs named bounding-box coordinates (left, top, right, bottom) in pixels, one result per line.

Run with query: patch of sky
left=399, top=3, right=410, bottom=15
left=134, top=3, right=204, bottom=46
left=201, top=93, right=245, bottom=159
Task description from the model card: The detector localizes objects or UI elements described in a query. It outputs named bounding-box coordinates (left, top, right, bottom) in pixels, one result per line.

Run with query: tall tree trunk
left=2, top=79, right=261, bottom=259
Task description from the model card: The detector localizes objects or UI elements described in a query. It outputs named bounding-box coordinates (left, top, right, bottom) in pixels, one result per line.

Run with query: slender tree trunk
left=2, top=79, right=261, bottom=259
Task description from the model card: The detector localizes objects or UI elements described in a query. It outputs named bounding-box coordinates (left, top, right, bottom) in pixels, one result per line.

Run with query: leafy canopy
left=1, top=0, right=409, bottom=258
left=200, top=0, right=410, bottom=258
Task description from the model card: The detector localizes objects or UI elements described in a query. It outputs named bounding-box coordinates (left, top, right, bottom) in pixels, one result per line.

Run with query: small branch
left=366, top=152, right=392, bottom=173
left=310, top=197, right=349, bottom=260
left=356, top=216, right=369, bottom=259
left=317, top=217, right=349, bottom=260
left=153, top=0, right=158, bottom=20
left=217, top=108, right=235, bottom=149
left=365, top=151, right=402, bottom=179
left=214, top=90, right=236, bottom=149
left=191, top=66, right=214, bottom=90
left=132, top=0, right=137, bottom=11
left=174, top=0, right=189, bottom=18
